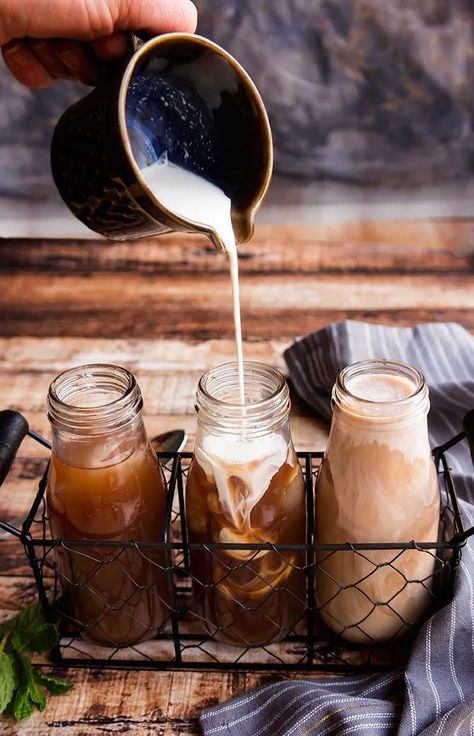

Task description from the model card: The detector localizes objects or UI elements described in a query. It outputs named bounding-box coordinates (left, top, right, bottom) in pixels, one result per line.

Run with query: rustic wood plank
left=0, top=667, right=332, bottom=736
left=1, top=272, right=474, bottom=339
left=0, top=539, right=35, bottom=577
left=0, top=337, right=290, bottom=372
left=0, top=367, right=321, bottom=416
left=3, top=271, right=474, bottom=309
left=0, top=575, right=38, bottom=621
left=0, top=221, right=473, bottom=275
left=2, top=306, right=474, bottom=338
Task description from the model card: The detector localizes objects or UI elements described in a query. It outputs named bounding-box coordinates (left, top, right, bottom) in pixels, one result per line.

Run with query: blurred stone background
left=0, top=0, right=473, bottom=235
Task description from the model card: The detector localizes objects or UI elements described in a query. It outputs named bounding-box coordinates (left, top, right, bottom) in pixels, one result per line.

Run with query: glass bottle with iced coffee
left=315, top=359, right=440, bottom=643
left=186, top=362, right=306, bottom=646
left=46, top=364, right=169, bottom=647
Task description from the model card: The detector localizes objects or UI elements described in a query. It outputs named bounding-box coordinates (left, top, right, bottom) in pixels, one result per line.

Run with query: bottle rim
left=333, top=359, right=429, bottom=421
left=196, top=361, right=290, bottom=436
left=47, top=363, right=143, bottom=435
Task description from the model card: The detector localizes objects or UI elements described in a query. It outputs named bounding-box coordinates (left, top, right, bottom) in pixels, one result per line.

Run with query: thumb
left=119, top=0, right=198, bottom=36
left=0, top=0, right=197, bottom=45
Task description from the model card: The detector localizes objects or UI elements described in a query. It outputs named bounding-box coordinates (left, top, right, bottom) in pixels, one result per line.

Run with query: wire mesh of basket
left=1, top=410, right=471, bottom=673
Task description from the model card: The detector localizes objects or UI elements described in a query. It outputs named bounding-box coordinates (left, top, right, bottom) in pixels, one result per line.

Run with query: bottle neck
left=47, top=364, right=145, bottom=467
left=195, top=362, right=290, bottom=438
left=332, top=359, right=429, bottom=429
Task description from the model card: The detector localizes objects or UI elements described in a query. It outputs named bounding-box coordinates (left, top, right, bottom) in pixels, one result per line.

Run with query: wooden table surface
left=0, top=222, right=473, bottom=735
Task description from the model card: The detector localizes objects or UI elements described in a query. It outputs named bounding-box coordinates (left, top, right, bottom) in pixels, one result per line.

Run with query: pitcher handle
left=440, top=410, right=474, bottom=546
left=451, top=409, right=474, bottom=544
left=0, top=410, right=29, bottom=487
left=130, top=31, right=154, bottom=53
left=0, top=411, right=52, bottom=539
left=462, top=409, right=474, bottom=468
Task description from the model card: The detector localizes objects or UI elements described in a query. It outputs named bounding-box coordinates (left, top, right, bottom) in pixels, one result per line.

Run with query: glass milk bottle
left=46, top=364, right=169, bottom=647
left=186, top=362, right=306, bottom=646
left=315, top=359, right=440, bottom=643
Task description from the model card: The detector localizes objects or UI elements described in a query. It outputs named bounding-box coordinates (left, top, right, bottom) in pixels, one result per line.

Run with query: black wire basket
left=1, top=410, right=473, bottom=673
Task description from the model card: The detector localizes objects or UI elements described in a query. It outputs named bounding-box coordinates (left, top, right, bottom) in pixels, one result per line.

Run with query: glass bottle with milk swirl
left=186, top=362, right=306, bottom=646
left=315, top=359, right=440, bottom=643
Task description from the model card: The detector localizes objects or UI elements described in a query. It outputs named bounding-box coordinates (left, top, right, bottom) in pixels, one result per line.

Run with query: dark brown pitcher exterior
left=51, top=33, right=273, bottom=244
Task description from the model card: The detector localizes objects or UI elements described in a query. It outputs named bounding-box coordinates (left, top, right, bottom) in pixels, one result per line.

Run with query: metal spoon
left=151, top=429, right=187, bottom=459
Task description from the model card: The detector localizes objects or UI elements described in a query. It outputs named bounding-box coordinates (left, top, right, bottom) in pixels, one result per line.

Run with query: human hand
left=1, top=0, right=197, bottom=88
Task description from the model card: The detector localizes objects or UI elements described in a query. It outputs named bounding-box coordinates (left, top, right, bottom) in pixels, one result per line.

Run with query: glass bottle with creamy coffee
left=315, top=360, right=440, bottom=643
left=186, top=363, right=306, bottom=645
left=46, top=364, right=169, bottom=647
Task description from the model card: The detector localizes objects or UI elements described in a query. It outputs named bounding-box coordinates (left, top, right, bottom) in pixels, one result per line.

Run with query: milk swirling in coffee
left=186, top=363, right=306, bottom=646
left=315, top=361, right=440, bottom=643
left=141, top=155, right=245, bottom=403
left=196, top=432, right=290, bottom=529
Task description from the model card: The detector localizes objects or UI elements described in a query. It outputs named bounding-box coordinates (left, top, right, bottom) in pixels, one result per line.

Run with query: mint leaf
left=0, top=652, right=16, bottom=713
left=19, top=656, right=46, bottom=712
left=11, top=623, right=58, bottom=654
left=0, top=603, right=43, bottom=638
left=13, top=688, right=34, bottom=721
left=34, top=671, right=74, bottom=695
left=0, top=602, right=73, bottom=721
left=12, top=659, right=33, bottom=722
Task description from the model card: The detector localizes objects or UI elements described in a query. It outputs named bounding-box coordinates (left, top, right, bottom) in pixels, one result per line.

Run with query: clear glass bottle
left=46, top=364, right=169, bottom=647
left=186, top=362, right=306, bottom=646
left=315, top=359, right=440, bottom=643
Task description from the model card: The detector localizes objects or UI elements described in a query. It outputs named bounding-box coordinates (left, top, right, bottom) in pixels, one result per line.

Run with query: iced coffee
left=186, top=362, right=306, bottom=646
left=315, top=360, right=440, bottom=643
left=46, top=364, right=169, bottom=647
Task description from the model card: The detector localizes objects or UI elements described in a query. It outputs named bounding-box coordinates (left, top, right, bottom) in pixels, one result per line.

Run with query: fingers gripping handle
left=0, top=410, right=29, bottom=486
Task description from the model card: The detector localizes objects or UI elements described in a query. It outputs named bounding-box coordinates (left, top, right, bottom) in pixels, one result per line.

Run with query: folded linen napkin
left=284, top=321, right=474, bottom=497
left=200, top=321, right=474, bottom=736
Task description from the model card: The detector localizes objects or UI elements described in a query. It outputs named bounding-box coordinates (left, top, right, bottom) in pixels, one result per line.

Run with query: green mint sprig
left=0, top=602, right=73, bottom=721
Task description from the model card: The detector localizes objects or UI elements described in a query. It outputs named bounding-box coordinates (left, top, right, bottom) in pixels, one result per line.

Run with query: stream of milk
left=141, top=154, right=245, bottom=405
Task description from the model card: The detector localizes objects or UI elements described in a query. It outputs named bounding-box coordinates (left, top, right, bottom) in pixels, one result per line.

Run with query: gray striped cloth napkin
left=200, top=321, right=474, bottom=736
